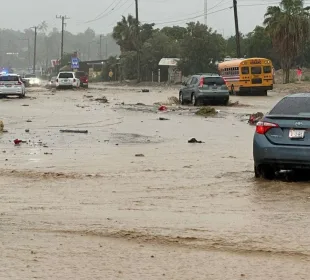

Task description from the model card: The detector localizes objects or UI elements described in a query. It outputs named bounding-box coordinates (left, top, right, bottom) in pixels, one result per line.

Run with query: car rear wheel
left=179, top=92, right=185, bottom=105
left=191, top=93, right=197, bottom=106
left=256, top=164, right=276, bottom=180
left=222, top=98, right=229, bottom=106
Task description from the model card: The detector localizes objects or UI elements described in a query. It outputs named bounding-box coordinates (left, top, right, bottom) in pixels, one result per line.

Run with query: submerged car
left=253, top=93, right=310, bottom=179
left=56, top=72, right=80, bottom=89
left=179, top=73, right=229, bottom=106
left=0, top=74, right=26, bottom=98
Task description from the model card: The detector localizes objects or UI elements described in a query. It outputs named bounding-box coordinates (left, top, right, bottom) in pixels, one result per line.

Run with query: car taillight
left=199, top=77, right=204, bottom=88
left=85, top=79, right=88, bottom=82
left=256, top=121, right=279, bottom=134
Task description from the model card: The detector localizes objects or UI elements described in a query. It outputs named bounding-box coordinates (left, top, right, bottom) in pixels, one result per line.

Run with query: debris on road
left=159, top=117, right=169, bottom=121
left=142, top=89, right=149, bottom=92
left=156, top=96, right=180, bottom=106
left=13, top=139, right=27, bottom=145
left=25, top=129, right=30, bottom=133
left=227, top=101, right=249, bottom=107
left=188, top=138, right=204, bottom=143
left=248, top=112, right=264, bottom=125
left=26, top=120, right=32, bottom=123
left=167, top=96, right=180, bottom=105
left=195, top=107, right=217, bottom=117
left=60, top=129, right=88, bottom=134
left=158, top=105, right=167, bottom=111
left=135, top=154, right=145, bottom=157
left=94, top=96, right=108, bottom=103
left=21, top=104, right=29, bottom=107
left=0, top=120, right=3, bottom=132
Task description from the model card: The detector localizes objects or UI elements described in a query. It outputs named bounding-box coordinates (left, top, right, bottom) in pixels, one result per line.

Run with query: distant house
left=158, top=58, right=182, bottom=83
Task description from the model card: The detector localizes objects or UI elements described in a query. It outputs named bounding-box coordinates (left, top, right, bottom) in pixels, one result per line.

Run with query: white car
left=0, top=74, right=26, bottom=98
left=56, top=72, right=80, bottom=89
left=23, top=74, right=41, bottom=86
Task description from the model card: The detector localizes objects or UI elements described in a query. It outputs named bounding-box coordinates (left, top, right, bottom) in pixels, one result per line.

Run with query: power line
left=85, top=0, right=127, bottom=24
left=148, top=2, right=280, bottom=26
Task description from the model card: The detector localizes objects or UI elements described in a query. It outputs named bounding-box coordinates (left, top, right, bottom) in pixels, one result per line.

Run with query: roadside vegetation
left=1, top=0, right=310, bottom=83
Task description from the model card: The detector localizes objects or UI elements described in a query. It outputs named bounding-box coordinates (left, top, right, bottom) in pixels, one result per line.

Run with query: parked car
left=23, top=74, right=41, bottom=87
left=179, top=73, right=229, bottom=106
left=75, top=71, right=88, bottom=88
left=45, top=76, right=57, bottom=89
left=56, top=72, right=80, bottom=89
left=0, top=74, right=26, bottom=98
left=253, top=93, right=310, bottom=180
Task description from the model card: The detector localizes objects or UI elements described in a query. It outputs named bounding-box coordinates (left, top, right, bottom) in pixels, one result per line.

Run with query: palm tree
left=264, top=0, right=310, bottom=83
left=112, top=15, right=139, bottom=53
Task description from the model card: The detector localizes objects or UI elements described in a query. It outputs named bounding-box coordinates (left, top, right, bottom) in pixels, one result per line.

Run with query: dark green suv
left=179, top=73, right=229, bottom=106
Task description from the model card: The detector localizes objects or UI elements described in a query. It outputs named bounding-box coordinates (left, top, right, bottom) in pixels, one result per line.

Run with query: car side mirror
left=182, top=81, right=187, bottom=86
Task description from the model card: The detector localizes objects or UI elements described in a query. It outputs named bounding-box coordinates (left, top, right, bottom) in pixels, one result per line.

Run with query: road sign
left=71, top=57, right=79, bottom=69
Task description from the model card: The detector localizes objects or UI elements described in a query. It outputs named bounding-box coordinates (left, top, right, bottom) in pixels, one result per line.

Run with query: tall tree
left=112, top=15, right=139, bottom=52
left=264, top=0, right=310, bottom=83
left=178, top=22, right=225, bottom=75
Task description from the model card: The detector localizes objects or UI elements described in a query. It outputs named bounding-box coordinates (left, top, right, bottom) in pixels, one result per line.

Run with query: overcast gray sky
left=0, top=0, right=304, bottom=37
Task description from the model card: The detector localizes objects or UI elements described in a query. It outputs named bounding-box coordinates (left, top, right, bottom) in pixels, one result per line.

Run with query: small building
left=158, top=58, right=182, bottom=83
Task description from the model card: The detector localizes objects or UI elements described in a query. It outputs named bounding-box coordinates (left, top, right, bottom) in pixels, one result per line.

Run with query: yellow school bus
left=218, top=58, right=274, bottom=95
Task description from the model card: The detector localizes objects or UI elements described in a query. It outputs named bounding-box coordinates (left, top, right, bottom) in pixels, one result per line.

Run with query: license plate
left=289, top=129, right=305, bottom=139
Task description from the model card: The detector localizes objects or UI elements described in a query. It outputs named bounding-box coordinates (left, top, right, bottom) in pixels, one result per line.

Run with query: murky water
left=0, top=86, right=309, bottom=279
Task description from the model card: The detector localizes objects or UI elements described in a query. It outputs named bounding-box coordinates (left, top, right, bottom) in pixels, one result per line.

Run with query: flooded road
left=0, top=85, right=309, bottom=279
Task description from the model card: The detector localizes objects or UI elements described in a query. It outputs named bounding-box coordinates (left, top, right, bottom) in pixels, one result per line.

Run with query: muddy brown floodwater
left=0, top=85, right=310, bottom=279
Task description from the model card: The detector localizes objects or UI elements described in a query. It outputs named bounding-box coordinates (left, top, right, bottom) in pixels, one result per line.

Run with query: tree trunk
left=284, top=67, right=290, bottom=84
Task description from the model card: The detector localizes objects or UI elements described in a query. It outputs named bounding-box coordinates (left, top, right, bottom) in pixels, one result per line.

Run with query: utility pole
left=204, top=0, right=207, bottom=25
left=56, top=15, right=69, bottom=63
left=99, top=34, right=103, bottom=59
left=233, top=0, right=241, bottom=58
left=31, top=26, right=37, bottom=74
left=135, top=0, right=140, bottom=82
left=106, top=39, right=108, bottom=59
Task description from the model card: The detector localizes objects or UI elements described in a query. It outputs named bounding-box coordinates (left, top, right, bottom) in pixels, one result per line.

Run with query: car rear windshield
left=269, top=97, right=310, bottom=115
left=0, top=76, right=19, bottom=81
left=75, top=72, right=85, bottom=78
left=59, top=72, right=73, bottom=78
left=203, top=77, right=225, bottom=86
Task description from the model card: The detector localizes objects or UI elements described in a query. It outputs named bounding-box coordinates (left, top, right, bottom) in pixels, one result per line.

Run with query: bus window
left=251, top=66, right=262, bottom=74
left=241, top=67, right=249, bottom=74
left=263, top=66, right=271, bottom=73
